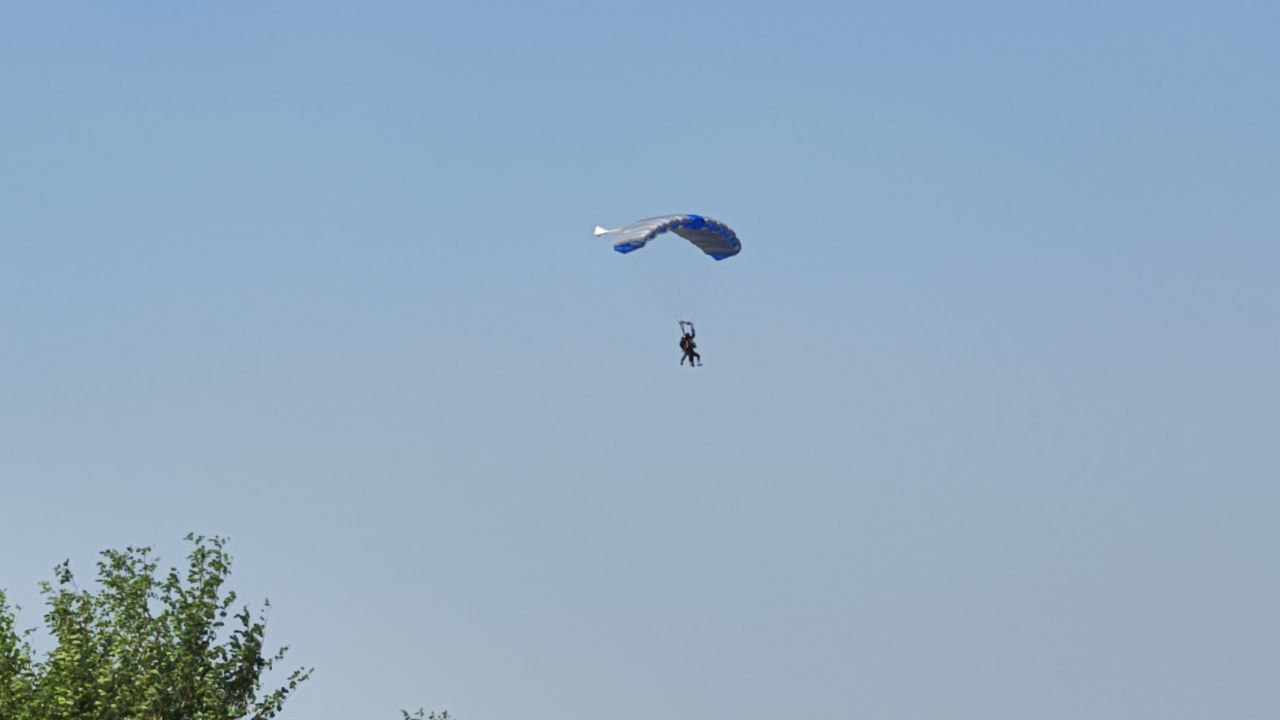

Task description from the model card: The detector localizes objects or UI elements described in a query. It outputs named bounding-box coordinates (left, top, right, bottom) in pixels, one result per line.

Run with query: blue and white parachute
left=594, top=214, right=741, bottom=261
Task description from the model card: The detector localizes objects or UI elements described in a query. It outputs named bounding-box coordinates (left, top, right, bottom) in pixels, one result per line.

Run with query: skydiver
left=679, top=321, right=701, bottom=367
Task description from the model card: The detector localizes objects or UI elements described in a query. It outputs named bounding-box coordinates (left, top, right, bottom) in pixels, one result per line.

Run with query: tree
left=0, top=534, right=310, bottom=720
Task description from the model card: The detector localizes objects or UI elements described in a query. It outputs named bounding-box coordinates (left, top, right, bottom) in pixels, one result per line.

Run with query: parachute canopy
left=595, top=214, right=741, bottom=261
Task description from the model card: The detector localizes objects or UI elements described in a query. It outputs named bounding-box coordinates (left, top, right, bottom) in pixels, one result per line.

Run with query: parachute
left=594, top=214, right=741, bottom=261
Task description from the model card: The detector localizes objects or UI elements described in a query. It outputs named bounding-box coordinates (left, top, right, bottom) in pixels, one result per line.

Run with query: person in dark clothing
left=679, top=320, right=702, bottom=367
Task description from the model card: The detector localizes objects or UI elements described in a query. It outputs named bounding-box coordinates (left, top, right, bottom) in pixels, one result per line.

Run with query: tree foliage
left=0, top=534, right=310, bottom=720
left=401, top=711, right=450, bottom=720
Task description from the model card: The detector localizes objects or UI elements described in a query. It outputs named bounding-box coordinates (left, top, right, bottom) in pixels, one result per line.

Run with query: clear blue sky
left=3, top=2, right=1278, bottom=718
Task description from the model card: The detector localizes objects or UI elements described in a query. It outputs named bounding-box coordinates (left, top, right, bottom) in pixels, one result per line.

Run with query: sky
left=2, top=1, right=1278, bottom=718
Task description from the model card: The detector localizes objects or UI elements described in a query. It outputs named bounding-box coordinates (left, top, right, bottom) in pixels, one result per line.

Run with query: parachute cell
left=597, top=214, right=741, bottom=260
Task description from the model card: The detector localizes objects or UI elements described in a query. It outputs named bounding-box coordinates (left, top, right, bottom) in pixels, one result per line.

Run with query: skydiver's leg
left=691, top=351, right=701, bottom=366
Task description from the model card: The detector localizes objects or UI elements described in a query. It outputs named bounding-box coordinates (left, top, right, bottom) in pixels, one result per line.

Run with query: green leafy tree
left=402, top=711, right=450, bottom=720
left=0, top=534, right=310, bottom=720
